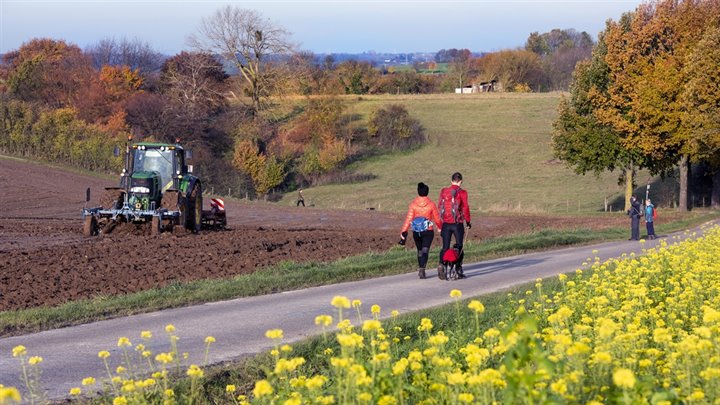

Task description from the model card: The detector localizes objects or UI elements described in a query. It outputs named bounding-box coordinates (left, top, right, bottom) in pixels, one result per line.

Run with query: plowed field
left=0, top=156, right=629, bottom=311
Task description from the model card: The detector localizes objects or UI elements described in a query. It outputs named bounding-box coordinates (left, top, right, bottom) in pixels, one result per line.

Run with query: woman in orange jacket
left=400, top=182, right=442, bottom=279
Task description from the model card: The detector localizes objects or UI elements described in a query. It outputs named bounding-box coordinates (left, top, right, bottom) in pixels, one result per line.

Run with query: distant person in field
left=628, top=195, right=642, bottom=241
left=437, top=172, right=472, bottom=279
left=400, top=182, right=442, bottom=279
left=297, top=188, right=305, bottom=207
left=645, top=198, right=656, bottom=240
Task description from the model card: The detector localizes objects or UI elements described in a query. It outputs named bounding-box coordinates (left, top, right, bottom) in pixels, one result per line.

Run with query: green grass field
left=278, top=93, right=668, bottom=214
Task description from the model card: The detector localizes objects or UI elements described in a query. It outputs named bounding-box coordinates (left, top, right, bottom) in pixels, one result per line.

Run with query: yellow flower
left=226, top=384, right=236, bottom=393
left=98, top=351, right=110, bottom=359
left=165, top=324, right=176, bottom=333
left=391, top=310, right=400, bottom=317
left=140, top=330, right=152, bottom=339
left=450, top=289, right=462, bottom=298
left=316, top=395, right=335, bottom=405
left=362, top=320, right=382, bottom=332
left=468, top=300, right=485, bottom=313
left=331, top=296, right=350, bottom=308
left=377, top=395, right=397, bottom=405
left=265, top=329, right=284, bottom=339
left=558, top=273, right=567, bottom=281
left=28, top=356, right=42, bottom=365
left=164, top=389, right=174, bottom=397
left=11, top=345, right=26, bottom=358
left=252, top=380, right=274, bottom=398
left=447, top=372, right=466, bottom=385
left=612, top=368, right=636, bottom=389
left=371, top=304, right=381, bottom=314
left=315, top=315, right=333, bottom=326
left=418, top=318, right=433, bottom=332
left=186, top=365, right=204, bottom=378
left=155, top=353, right=173, bottom=364
left=352, top=299, right=362, bottom=308
left=458, top=393, right=474, bottom=403
left=204, top=336, right=216, bottom=344
left=0, top=387, right=21, bottom=404
left=358, top=392, right=372, bottom=402
left=113, top=397, right=128, bottom=405
left=116, top=366, right=126, bottom=374
left=281, top=344, right=293, bottom=352
left=687, top=390, right=705, bottom=401
left=69, top=387, right=81, bottom=396
left=306, top=375, right=327, bottom=390
left=117, top=337, right=132, bottom=347
left=82, top=377, right=96, bottom=386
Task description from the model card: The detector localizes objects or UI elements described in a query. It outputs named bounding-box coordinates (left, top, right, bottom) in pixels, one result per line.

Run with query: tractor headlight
left=130, top=186, right=151, bottom=194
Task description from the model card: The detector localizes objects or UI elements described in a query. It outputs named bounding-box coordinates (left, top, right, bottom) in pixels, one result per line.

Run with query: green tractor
left=82, top=140, right=209, bottom=236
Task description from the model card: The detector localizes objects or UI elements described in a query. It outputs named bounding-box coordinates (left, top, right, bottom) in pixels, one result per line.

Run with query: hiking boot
left=418, top=268, right=426, bottom=279
left=457, top=266, right=465, bottom=279
left=437, top=264, right=446, bottom=280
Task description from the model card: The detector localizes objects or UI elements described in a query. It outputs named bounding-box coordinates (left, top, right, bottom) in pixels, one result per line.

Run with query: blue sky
left=1, top=0, right=644, bottom=55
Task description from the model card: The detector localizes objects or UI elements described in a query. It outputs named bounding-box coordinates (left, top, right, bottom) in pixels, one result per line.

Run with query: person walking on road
left=628, top=195, right=642, bottom=240
left=645, top=198, right=656, bottom=239
left=400, top=182, right=442, bottom=279
left=437, top=172, right=472, bottom=278
left=297, top=188, right=305, bottom=207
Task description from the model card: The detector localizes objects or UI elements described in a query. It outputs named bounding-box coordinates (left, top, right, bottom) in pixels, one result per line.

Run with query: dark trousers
left=439, top=223, right=464, bottom=266
left=413, top=230, right=434, bottom=268
left=297, top=199, right=305, bottom=207
left=646, top=221, right=655, bottom=237
left=630, top=216, right=640, bottom=240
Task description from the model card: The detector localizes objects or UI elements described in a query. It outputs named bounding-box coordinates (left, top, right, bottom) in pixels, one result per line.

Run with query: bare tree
left=86, top=37, right=164, bottom=74
left=189, top=6, right=294, bottom=116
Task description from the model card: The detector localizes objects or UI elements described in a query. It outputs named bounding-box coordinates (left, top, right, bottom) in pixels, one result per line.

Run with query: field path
left=0, top=226, right=710, bottom=402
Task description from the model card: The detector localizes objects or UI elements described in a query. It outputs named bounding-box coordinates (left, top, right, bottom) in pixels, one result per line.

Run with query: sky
left=1, top=0, right=645, bottom=55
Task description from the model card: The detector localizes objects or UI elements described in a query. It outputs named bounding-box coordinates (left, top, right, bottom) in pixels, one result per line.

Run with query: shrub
left=367, top=104, right=425, bottom=152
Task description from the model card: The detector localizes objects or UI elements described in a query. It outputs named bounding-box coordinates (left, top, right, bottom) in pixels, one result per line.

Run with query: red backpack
left=439, top=187, right=462, bottom=223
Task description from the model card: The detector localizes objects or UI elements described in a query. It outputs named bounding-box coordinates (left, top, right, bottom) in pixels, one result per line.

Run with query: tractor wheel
left=193, top=186, right=203, bottom=233
left=151, top=216, right=162, bottom=236
left=83, top=215, right=98, bottom=237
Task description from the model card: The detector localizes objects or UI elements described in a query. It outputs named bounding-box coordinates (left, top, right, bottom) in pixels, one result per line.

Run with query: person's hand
left=398, top=231, right=408, bottom=245
left=401, top=231, right=408, bottom=239
left=466, top=222, right=472, bottom=229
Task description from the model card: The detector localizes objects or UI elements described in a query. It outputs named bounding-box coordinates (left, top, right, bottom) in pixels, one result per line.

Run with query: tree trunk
left=624, top=164, right=634, bottom=212
left=678, top=155, right=690, bottom=211
left=712, top=170, right=720, bottom=209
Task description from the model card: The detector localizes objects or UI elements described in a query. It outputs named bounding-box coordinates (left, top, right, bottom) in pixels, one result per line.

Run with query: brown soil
left=0, top=156, right=632, bottom=312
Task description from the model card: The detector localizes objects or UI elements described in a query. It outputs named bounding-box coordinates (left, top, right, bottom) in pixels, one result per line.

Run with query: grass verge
left=1, top=212, right=716, bottom=337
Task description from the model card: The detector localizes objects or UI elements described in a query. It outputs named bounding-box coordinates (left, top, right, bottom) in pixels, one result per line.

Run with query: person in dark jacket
left=628, top=195, right=642, bottom=240
left=437, top=172, right=472, bottom=278
left=400, top=182, right=442, bottom=279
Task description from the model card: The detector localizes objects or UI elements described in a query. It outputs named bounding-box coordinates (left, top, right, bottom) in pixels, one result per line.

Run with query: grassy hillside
left=279, top=93, right=669, bottom=214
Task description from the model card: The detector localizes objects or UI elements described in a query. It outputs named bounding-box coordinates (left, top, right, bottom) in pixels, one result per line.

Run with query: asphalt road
left=0, top=226, right=710, bottom=402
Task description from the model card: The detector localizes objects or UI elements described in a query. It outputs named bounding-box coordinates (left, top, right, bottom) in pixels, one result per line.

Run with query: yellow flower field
left=4, top=225, right=720, bottom=404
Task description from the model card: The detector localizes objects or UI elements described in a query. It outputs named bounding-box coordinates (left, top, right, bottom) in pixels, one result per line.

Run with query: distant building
left=455, top=80, right=498, bottom=94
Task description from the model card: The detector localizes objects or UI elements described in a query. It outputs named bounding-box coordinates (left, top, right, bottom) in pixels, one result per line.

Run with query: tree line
left=0, top=4, right=591, bottom=198
left=552, top=0, right=720, bottom=211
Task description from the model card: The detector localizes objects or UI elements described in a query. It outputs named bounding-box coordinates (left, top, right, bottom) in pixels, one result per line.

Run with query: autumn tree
left=597, top=0, right=718, bottom=211
left=476, top=49, right=544, bottom=91
left=190, top=6, right=294, bottom=116
left=526, top=29, right=594, bottom=90
left=232, top=138, right=286, bottom=196
left=3, top=38, right=95, bottom=108
left=680, top=24, right=720, bottom=208
left=444, top=49, right=475, bottom=90
left=552, top=26, right=647, bottom=210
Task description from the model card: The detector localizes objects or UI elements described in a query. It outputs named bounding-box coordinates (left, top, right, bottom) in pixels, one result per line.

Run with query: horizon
left=0, top=1, right=644, bottom=55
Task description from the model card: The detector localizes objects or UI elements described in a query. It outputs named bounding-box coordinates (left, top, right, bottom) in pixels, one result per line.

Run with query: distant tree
left=335, top=60, right=378, bottom=94
left=526, top=29, right=594, bottom=90
left=189, top=6, right=294, bottom=116
left=445, top=49, right=475, bottom=89
left=85, top=37, right=164, bottom=74
left=476, top=50, right=544, bottom=91
left=434, top=48, right=470, bottom=63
